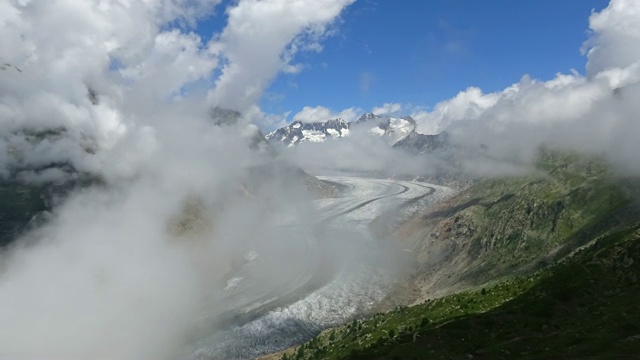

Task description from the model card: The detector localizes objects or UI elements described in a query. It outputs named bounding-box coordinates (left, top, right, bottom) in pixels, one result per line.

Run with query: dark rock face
left=353, top=113, right=415, bottom=129
left=393, top=131, right=449, bottom=155
left=0, top=126, right=102, bottom=247
left=0, top=181, right=48, bottom=247
left=210, top=107, right=243, bottom=127
left=353, top=112, right=379, bottom=124
left=209, top=106, right=274, bottom=154
left=0, top=177, right=97, bottom=247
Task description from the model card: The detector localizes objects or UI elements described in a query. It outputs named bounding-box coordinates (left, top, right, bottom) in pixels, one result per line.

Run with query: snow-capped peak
left=266, top=118, right=350, bottom=146
left=265, top=113, right=416, bottom=147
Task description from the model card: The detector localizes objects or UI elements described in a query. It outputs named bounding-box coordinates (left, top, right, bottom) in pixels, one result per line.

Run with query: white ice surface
left=191, top=176, right=454, bottom=359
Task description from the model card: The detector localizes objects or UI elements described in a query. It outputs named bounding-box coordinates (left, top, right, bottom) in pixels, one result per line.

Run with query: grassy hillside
left=288, top=226, right=640, bottom=359
left=394, top=149, right=633, bottom=298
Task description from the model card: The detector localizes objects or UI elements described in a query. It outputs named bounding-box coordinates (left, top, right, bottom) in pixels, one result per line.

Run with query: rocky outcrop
left=392, top=130, right=449, bottom=155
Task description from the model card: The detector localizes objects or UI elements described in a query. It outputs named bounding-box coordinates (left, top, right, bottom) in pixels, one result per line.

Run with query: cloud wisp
left=292, top=105, right=361, bottom=123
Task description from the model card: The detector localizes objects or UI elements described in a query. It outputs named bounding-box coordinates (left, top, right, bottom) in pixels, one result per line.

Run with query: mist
left=280, top=123, right=431, bottom=177
left=0, top=0, right=357, bottom=358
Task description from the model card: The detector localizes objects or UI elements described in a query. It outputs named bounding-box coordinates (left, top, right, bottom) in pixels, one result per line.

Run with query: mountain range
left=265, top=113, right=418, bottom=147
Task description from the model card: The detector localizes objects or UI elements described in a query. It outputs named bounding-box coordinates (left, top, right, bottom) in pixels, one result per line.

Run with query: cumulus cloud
left=584, top=0, right=640, bottom=76
left=411, top=87, right=501, bottom=135
left=0, top=0, right=226, bottom=181
left=292, top=105, right=361, bottom=123
left=208, top=0, right=356, bottom=112
left=0, top=0, right=355, bottom=358
left=371, top=102, right=402, bottom=116
left=396, top=0, right=640, bottom=175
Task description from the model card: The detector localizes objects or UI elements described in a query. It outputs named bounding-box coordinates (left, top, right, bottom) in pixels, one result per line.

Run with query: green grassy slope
left=397, top=149, right=633, bottom=296
left=290, top=226, right=640, bottom=359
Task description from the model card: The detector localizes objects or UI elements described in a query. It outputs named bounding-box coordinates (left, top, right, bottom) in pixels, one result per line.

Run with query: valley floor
left=192, top=176, right=454, bottom=359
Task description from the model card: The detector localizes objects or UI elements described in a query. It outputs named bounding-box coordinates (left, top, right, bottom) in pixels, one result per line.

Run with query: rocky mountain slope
left=400, top=148, right=633, bottom=297
left=265, top=114, right=416, bottom=147
left=0, top=181, right=58, bottom=247
left=392, top=131, right=450, bottom=155
left=0, top=127, right=101, bottom=247
left=266, top=119, right=350, bottom=146
left=276, top=148, right=640, bottom=359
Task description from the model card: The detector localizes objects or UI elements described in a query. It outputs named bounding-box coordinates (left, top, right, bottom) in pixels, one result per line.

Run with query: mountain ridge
left=265, top=113, right=418, bottom=147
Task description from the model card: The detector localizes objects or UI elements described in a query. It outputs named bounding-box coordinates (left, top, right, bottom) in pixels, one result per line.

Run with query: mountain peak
left=210, top=106, right=242, bottom=126
left=266, top=112, right=419, bottom=147
left=393, top=129, right=449, bottom=154
left=266, top=118, right=350, bottom=146
left=355, top=112, right=382, bottom=124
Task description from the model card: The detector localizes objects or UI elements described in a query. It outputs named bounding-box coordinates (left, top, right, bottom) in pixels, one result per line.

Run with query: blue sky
left=197, top=0, right=610, bottom=121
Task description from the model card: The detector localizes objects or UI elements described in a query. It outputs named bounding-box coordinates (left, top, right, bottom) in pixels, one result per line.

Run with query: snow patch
left=301, top=130, right=326, bottom=143
left=225, top=277, right=243, bottom=291
left=389, top=117, right=409, bottom=130
left=244, top=250, right=259, bottom=262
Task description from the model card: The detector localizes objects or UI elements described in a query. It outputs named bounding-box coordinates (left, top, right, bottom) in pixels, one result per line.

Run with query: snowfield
left=191, top=177, right=454, bottom=359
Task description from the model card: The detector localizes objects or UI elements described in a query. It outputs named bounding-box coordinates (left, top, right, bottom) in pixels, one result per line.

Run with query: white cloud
left=0, top=0, right=357, bottom=177
left=0, top=0, right=224, bottom=178
left=283, top=124, right=430, bottom=176
left=246, top=106, right=291, bottom=130
left=371, top=103, right=402, bottom=116
left=292, top=106, right=361, bottom=123
left=208, top=0, right=356, bottom=112
left=584, top=0, right=640, bottom=77
left=143, top=0, right=220, bottom=26
left=411, top=87, right=500, bottom=134
left=120, top=29, right=219, bottom=102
